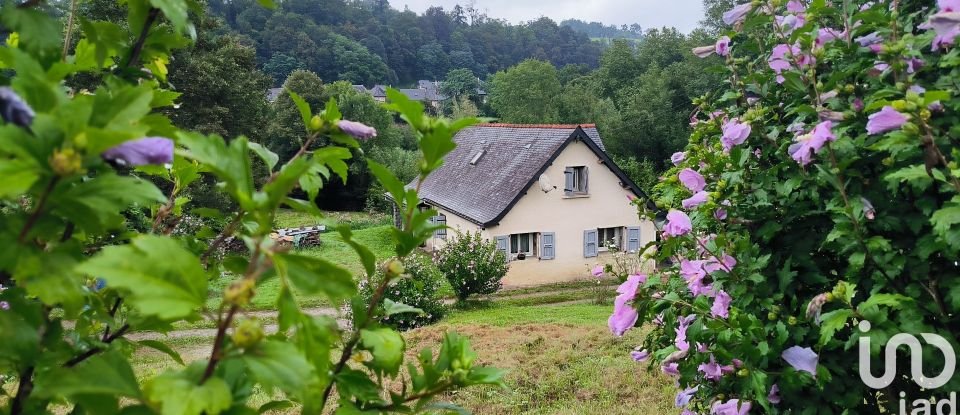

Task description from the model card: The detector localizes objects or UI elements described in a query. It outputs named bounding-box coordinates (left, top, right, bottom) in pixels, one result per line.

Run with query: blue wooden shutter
left=564, top=167, right=574, bottom=195
left=495, top=235, right=509, bottom=261
left=540, top=232, right=555, bottom=260
left=583, top=229, right=598, bottom=257
left=626, top=226, right=641, bottom=253
left=583, top=166, right=589, bottom=193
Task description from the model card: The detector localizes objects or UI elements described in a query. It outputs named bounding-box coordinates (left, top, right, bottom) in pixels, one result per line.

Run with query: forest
left=56, top=0, right=731, bottom=211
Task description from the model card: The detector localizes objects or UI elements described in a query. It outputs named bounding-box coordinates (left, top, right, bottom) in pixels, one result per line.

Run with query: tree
left=264, top=70, right=325, bottom=162
left=435, top=231, right=508, bottom=302
left=416, top=42, right=449, bottom=80
left=262, top=52, right=305, bottom=86
left=488, top=59, right=561, bottom=123
left=440, top=68, right=478, bottom=101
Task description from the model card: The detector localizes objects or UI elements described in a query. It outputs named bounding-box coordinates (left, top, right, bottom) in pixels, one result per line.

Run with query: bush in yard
left=609, top=0, right=960, bottom=413
left=435, top=231, right=508, bottom=301
left=0, top=4, right=503, bottom=413
left=361, top=254, right=447, bottom=330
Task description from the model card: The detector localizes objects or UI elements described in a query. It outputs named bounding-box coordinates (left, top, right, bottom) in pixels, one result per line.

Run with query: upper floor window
left=564, top=166, right=589, bottom=195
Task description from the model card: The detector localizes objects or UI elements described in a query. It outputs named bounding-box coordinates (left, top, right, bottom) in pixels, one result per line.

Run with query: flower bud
left=225, top=278, right=256, bottom=307
left=788, top=316, right=798, bottom=325
left=385, top=258, right=405, bottom=277
left=767, top=311, right=778, bottom=321
left=901, top=122, right=920, bottom=135
left=737, top=368, right=750, bottom=377
left=891, top=100, right=908, bottom=111
left=309, top=115, right=324, bottom=131
left=832, top=283, right=847, bottom=302
left=843, top=84, right=856, bottom=94
left=73, top=132, right=88, bottom=149
left=49, top=148, right=84, bottom=177
left=231, top=319, right=264, bottom=348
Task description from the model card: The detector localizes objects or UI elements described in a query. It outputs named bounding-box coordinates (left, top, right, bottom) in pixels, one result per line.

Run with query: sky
left=393, top=0, right=706, bottom=33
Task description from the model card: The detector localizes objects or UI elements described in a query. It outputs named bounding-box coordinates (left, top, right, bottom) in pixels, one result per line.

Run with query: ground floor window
left=598, top=227, right=623, bottom=251
left=510, top=232, right=537, bottom=256
left=433, top=214, right=447, bottom=239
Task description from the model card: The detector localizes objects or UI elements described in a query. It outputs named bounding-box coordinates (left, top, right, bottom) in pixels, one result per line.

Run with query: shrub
left=435, top=231, right=508, bottom=301
left=361, top=254, right=447, bottom=330
left=609, top=0, right=960, bottom=413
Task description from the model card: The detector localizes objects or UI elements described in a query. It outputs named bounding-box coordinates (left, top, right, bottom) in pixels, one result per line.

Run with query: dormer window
left=564, top=166, right=588, bottom=196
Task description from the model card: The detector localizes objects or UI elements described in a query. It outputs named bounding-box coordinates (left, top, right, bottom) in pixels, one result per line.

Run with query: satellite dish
left=539, top=174, right=555, bottom=193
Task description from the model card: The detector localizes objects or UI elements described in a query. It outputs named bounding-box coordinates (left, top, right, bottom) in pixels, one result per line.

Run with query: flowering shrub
left=360, top=253, right=447, bottom=330
left=435, top=231, right=508, bottom=302
left=0, top=2, right=502, bottom=414
left=612, top=0, right=960, bottom=413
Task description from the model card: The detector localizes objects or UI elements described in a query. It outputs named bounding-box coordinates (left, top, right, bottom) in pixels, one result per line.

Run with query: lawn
left=132, top=303, right=674, bottom=415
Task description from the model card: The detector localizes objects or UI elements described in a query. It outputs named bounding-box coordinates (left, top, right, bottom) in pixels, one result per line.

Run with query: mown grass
left=274, top=209, right=390, bottom=230
left=131, top=303, right=673, bottom=415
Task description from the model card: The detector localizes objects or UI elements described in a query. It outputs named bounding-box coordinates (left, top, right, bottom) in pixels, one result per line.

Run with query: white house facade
left=405, top=124, right=658, bottom=286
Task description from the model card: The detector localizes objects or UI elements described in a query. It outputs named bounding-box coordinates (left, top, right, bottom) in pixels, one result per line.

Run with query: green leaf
left=0, top=159, right=39, bottom=199
left=49, top=174, right=166, bottom=234
left=248, top=142, right=279, bottom=171
left=149, top=0, right=190, bottom=34
left=145, top=373, right=232, bottom=415
left=241, top=340, right=314, bottom=397
left=360, top=328, right=405, bottom=377
left=367, top=160, right=406, bottom=207
left=76, top=235, right=206, bottom=321
left=385, top=88, right=425, bottom=130
left=858, top=293, right=912, bottom=311
left=274, top=253, right=355, bottom=300
left=337, top=226, right=376, bottom=278
left=177, top=132, right=255, bottom=208
left=818, top=309, right=854, bottom=345
left=34, top=350, right=142, bottom=399
left=383, top=299, right=422, bottom=317
left=138, top=340, right=185, bottom=365
left=287, top=90, right=312, bottom=131
left=335, top=368, right=382, bottom=403
left=0, top=6, right=61, bottom=53
left=931, top=197, right=960, bottom=250
left=465, top=366, right=506, bottom=387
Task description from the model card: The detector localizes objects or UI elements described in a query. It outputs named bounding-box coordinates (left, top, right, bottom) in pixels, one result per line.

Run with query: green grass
left=202, top=222, right=397, bottom=313
left=444, top=303, right=615, bottom=327
left=274, top=209, right=389, bottom=230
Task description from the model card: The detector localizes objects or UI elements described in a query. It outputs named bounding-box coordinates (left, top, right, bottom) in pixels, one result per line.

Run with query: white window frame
left=597, top=227, right=623, bottom=252
left=571, top=166, right=587, bottom=193
left=509, top=232, right=537, bottom=257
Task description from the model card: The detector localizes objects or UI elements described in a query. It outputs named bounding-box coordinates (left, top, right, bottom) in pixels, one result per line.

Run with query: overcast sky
left=393, top=0, right=705, bottom=33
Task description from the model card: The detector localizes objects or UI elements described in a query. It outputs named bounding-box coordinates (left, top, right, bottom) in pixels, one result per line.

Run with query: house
left=369, top=85, right=388, bottom=103
left=405, top=123, right=658, bottom=286
left=266, top=87, right=284, bottom=103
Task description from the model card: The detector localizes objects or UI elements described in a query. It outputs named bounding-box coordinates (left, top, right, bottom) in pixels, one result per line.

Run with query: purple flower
left=676, top=386, right=699, bottom=407
left=768, top=384, right=781, bottom=404
left=337, top=120, right=377, bottom=140
left=716, top=36, right=731, bottom=56
left=787, top=0, right=805, bottom=12
left=682, top=410, right=698, bottom=415
left=721, top=119, right=751, bottom=151
left=723, top=3, right=753, bottom=25
left=608, top=299, right=639, bottom=337
left=0, top=87, right=35, bottom=128
left=788, top=120, right=836, bottom=166
left=866, top=106, right=908, bottom=135
left=776, top=14, right=805, bottom=34
left=933, top=26, right=960, bottom=50
left=699, top=354, right=734, bottom=380
left=102, top=137, right=174, bottom=166
left=861, top=197, right=876, bottom=220
left=671, top=151, right=687, bottom=165
left=853, top=98, right=865, bottom=112
left=712, top=399, right=752, bottom=415
left=782, top=346, right=819, bottom=377
left=682, top=191, right=709, bottom=210
left=711, top=290, right=733, bottom=319
left=592, top=265, right=604, bottom=277
left=617, top=274, right=645, bottom=297
left=663, top=210, right=693, bottom=237
left=816, top=28, right=844, bottom=46
left=631, top=348, right=651, bottom=362
left=652, top=312, right=665, bottom=326
left=768, top=44, right=794, bottom=76
left=675, top=314, right=697, bottom=351
left=855, top=32, right=883, bottom=47
left=0, top=301, right=8, bottom=310
left=906, top=58, right=924, bottom=74
left=662, top=362, right=681, bottom=376
left=678, top=168, right=706, bottom=192
left=929, top=13, right=960, bottom=50
left=714, top=208, right=727, bottom=220
left=941, top=0, right=960, bottom=11
left=692, top=45, right=717, bottom=58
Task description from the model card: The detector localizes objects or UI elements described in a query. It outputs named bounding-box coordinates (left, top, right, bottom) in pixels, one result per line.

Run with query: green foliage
left=0, top=4, right=500, bottom=414
left=623, top=0, right=960, bottom=412
left=360, top=254, right=447, bottom=330
left=435, top=231, right=508, bottom=302
left=489, top=59, right=562, bottom=123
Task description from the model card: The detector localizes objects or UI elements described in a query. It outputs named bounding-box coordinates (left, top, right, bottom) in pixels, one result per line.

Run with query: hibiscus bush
left=360, top=253, right=447, bottom=330
left=0, top=2, right=502, bottom=414
left=435, top=231, right=508, bottom=302
left=612, top=0, right=960, bottom=413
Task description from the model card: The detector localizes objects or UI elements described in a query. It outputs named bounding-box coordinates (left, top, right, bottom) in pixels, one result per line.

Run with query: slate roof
left=352, top=85, right=368, bottom=93
left=410, top=124, right=648, bottom=227
left=370, top=85, right=388, bottom=97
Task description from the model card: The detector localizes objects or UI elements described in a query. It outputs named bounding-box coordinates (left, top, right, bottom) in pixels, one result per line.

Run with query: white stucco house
left=399, top=123, right=658, bottom=286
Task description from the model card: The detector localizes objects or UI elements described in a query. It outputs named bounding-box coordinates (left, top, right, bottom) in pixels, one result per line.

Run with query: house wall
left=424, top=206, right=483, bottom=251
left=486, top=139, right=657, bottom=286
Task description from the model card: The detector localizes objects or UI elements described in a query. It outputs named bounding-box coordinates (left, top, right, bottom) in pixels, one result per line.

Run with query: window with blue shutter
left=626, top=226, right=641, bottom=253
left=540, top=232, right=555, bottom=260
left=495, top=235, right=509, bottom=261
left=433, top=214, right=447, bottom=239
left=564, top=167, right=574, bottom=195
left=583, top=229, right=598, bottom=257
left=564, top=166, right=589, bottom=196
